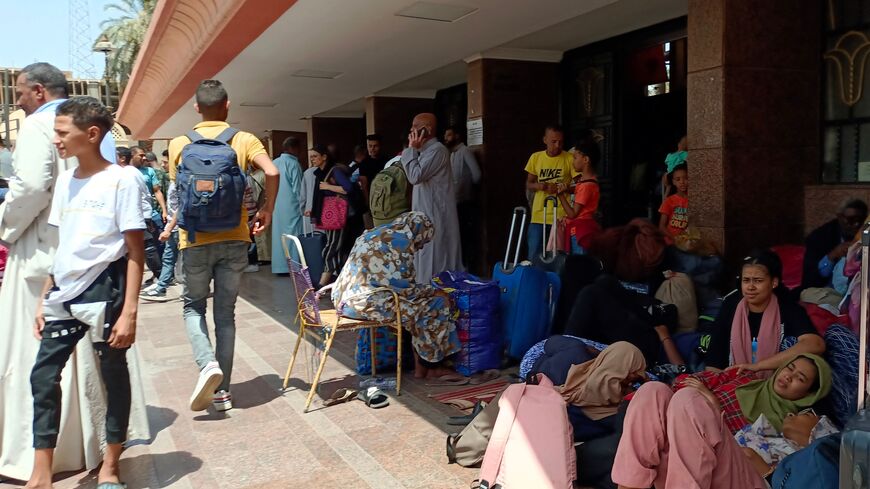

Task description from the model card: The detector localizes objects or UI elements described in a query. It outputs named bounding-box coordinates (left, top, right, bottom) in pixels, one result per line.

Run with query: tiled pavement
left=0, top=269, right=481, bottom=489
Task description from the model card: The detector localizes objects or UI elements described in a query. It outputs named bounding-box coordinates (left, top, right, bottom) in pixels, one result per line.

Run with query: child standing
left=661, top=134, right=687, bottom=198
left=26, top=97, right=144, bottom=489
left=557, top=140, right=601, bottom=255
left=659, top=163, right=689, bottom=242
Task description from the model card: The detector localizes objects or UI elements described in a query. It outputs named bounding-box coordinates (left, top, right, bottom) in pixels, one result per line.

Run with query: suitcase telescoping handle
left=859, top=222, right=870, bottom=410
left=540, top=195, right=559, bottom=263
left=502, top=207, right=527, bottom=272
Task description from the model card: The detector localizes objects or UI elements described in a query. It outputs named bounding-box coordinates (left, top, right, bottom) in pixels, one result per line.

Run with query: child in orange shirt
left=659, top=163, right=689, bottom=242
left=557, top=140, right=601, bottom=255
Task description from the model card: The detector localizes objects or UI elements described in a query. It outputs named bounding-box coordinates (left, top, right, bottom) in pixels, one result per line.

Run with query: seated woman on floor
left=331, top=211, right=461, bottom=379
left=613, top=354, right=831, bottom=488
left=706, top=249, right=825, bottom=373
left=560, top=342, right=647, bottom=442
left=564, top=274, right=685, bottom=367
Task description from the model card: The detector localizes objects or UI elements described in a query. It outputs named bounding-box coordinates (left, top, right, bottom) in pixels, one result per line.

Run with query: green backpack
left=369, top=165, right=411, bottom=226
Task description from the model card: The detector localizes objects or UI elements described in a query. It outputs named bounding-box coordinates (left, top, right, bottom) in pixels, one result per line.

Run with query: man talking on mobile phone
left=400, top=113, right=463, bottom=283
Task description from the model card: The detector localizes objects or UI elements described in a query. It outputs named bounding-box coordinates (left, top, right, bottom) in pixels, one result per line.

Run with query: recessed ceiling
left=239, top=101, right=278, bottom=108
left=394, top=2, right=478, bottom=22
left=149, top=0, right=687, bottom=138
left=292, top=69, right=343, bottom=79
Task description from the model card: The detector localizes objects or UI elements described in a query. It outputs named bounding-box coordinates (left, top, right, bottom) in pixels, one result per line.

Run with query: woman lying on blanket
left=612, top=354, right=831, bottom=489
left=706, top=249, right=825, bottom=374
left=559, top=342, right=647, bottom=442
left=331, top=211, right=461, bottom=379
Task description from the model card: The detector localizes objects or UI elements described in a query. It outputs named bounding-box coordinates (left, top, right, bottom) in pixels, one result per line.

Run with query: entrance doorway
left=562, top=18, right=687, bottom=226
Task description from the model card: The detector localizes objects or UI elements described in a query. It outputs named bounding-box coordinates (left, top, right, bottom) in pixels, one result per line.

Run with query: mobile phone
left=415, top=127, right=428, bottom=138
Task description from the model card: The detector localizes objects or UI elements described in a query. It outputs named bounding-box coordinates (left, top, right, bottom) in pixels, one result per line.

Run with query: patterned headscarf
left=382, top=211, right=434, bottom=252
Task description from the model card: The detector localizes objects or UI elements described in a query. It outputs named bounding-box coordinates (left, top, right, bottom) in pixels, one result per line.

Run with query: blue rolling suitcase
left=492, top=207, right=561, bottom=359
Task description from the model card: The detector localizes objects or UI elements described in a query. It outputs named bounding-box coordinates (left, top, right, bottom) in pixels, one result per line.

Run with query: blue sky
left=2, top=0, right=116, bottom=78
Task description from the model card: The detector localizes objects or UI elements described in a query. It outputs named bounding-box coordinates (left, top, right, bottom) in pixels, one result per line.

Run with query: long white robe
left=0, top=108, right=149, bottom=480
left=401, top=139, right=463, bottom=283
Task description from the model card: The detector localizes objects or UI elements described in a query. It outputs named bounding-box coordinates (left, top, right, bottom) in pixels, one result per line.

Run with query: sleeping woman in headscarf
left=559, top=342, right=647, bottom=441
left=331, top=212, right=461, bottom=378
left=612, top=354, right=832, bottom=489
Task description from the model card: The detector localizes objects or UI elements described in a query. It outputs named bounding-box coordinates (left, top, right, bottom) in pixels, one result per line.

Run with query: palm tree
left=97, top=0, right=157, bottom=95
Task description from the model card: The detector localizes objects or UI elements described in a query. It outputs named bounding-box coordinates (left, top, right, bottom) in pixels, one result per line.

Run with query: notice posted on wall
left=467, top=118, right=483, bottom=146
left=860, top=161, right=870, bottom=182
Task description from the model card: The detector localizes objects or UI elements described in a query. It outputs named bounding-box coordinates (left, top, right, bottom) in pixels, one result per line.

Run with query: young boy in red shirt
left=557, top=140, right=601, bottom=254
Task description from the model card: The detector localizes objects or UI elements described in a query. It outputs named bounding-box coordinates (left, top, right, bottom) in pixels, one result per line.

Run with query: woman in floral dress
left=331, top=211, right=460, bottom=377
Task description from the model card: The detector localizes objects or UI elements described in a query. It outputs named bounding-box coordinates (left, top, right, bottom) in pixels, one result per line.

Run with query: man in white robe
left=401, top=113, right=463, bottom=283
left=0, top=62, right=148, bottom=481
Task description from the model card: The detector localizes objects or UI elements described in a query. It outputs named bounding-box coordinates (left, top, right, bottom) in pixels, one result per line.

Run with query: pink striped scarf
left=730, top=294, right=782, bottom=369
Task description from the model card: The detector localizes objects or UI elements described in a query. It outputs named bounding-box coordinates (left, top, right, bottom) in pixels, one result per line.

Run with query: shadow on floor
left=68, top=451, right=204, bottom=489
left=191, top=373, right=285, bottom=421
left=126, top=405, right=179, bottom=448
left=236, top=270, right=507, bottom=433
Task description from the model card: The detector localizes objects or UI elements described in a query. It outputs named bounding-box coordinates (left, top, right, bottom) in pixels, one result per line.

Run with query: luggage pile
left=492, top=206, right=561, bottom=360
left=432, top=271, right=502, bottom=376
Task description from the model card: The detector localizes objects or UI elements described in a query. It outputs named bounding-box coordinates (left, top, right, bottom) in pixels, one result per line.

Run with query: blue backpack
left=176, top=128, right=246, bottom=242
left=770, top=433, right=840, bottom=489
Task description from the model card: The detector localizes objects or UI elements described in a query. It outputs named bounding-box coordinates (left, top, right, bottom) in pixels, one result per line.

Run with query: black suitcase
left=280, top=223, right=326, bottom=289
left=841, top=222, right=870, bottom=489
left=531, top=196, right=604, bottom=334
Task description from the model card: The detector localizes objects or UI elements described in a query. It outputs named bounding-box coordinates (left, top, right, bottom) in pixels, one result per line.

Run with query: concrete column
left=365, top=96, right=434, bottom=156
left=687, top=0, right=820, bottom=263
left=466, top=57, right=560, bottom=271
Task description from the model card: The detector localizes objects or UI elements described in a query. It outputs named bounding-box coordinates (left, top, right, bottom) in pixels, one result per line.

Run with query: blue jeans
left=570, top=235, right=587, bottom=255
left=181, top=240, right=248, bottom=392
left=156, top=229, right=179, bottom=291
left=527, top=223, right=551, bottom=261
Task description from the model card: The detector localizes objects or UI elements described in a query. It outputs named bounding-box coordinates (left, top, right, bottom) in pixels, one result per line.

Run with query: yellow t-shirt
left=524, top=150, right=573, bottom=224
left=168, top=120, right=267, bottom=249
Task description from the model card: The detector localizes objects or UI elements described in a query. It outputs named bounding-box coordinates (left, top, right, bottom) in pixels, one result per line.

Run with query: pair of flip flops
left=324, top=388, right=358, bottom=407
left=358, top=386, right=390, bottom=408
left=96, top=483, right=127, bottom=489
left=324, top=387, right=390, bottom=409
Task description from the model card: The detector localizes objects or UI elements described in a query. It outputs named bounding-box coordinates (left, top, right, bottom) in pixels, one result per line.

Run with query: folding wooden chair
left=280, top=234, right=403, bottom=412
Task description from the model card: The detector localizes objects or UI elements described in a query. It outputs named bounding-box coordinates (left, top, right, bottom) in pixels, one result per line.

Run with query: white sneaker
left=213, top=390, right=233, bottom=412
left=243, top=264, right=259, bottom=273
left=189, top=362, right=223, bottom=411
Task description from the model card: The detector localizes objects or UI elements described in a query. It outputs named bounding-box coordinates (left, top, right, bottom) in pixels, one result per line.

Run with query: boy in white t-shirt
left=26, top=97, right=145, bottom=489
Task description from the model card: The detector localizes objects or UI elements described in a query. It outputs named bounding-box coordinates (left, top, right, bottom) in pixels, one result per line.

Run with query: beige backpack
left=446, top=392, right=503, bottom=467
left=655, top=271, right=698, bottom=333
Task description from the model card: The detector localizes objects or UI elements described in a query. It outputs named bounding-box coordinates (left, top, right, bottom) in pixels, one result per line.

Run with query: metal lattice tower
left=69, top=0, right=96, bottom=78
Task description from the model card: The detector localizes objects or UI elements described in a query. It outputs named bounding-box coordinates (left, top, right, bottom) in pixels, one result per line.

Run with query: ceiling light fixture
left=291, top=69, right=343, bottom=79
left=395, top=2, right=478, bottom=22
left=239, top=102, right=277, bottom=108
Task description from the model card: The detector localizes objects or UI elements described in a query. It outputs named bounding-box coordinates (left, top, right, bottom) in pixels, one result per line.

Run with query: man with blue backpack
left=167, top=79, right=279, bottom=413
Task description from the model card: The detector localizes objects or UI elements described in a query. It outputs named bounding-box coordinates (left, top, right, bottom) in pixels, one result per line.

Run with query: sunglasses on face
left=786, top=408, right=818, bottom=418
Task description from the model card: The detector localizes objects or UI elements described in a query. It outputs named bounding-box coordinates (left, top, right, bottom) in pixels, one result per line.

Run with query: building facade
left=118, top=0, right=855, bottom=271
